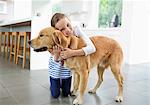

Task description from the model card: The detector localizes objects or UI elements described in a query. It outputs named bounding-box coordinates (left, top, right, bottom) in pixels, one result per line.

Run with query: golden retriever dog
left=28, top=27, right=124, bottom=105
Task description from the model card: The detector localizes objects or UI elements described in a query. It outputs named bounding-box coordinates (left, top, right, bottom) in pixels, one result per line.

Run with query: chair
left=16, top=32, right=31, bottom=68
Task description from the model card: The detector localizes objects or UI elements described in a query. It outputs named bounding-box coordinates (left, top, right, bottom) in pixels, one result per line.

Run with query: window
left=98, top=0, right=122, bottom=28
left=52, top=3, right=61, bottom=14
left=0, top=1, right=7, bottom=14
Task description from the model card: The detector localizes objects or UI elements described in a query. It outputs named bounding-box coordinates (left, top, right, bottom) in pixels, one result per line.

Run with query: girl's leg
left=61, top=77, right=72, bottom=97
left=50, top=77, right=60, bottom=98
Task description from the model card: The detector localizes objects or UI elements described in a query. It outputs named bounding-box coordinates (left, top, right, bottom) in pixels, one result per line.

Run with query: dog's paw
left=88, top=89, right=96, bottom=94
left=70, top=90, right=77, bottom=96
left=115, top=96, right=123, bottom=102
left=73, top=98, right=83, bottom=105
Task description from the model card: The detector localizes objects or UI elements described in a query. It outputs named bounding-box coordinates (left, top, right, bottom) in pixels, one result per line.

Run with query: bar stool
left=16, top=32, right=31, bottom=68
left=10, top=32, right=18, bottom=62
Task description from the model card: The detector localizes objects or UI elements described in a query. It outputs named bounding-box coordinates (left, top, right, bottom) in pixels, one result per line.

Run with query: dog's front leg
left=73, top=70, right=89, bottom=105
left=71, top=72, right=80, bottom=96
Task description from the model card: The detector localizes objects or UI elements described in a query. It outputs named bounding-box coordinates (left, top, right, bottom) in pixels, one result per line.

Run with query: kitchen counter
left=0, top=17, right=32, bottom=27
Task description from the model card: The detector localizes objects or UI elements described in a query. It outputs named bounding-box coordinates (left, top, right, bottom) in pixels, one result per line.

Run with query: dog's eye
left=40, top=34, right=44, bottom=37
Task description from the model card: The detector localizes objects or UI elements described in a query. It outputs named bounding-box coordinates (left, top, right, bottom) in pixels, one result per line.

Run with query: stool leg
left=6, top=33, right=10, bottom=58
left=14, top=35, right=17, bottom=63
left=16, top=35, right=20, bottom=65
left=4, top=34, right=6, bottom=56
left=10, top=35, right=14, bottom=61
left=22, top=33, right=27, bottom=68
left=0, top=33, right=1, bottom=54
left=28, top=33, right=31, bottom=61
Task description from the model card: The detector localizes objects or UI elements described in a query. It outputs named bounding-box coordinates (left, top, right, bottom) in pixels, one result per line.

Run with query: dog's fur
left=29, top=27, right=124, bottom=105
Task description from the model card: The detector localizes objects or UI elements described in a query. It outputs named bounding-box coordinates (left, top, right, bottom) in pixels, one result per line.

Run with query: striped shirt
left=48, top=25, right=95, bottom=79
left=48, top=56, right=72, bottom=79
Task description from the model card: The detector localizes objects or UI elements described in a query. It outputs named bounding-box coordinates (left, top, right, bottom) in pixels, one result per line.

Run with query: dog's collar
left=61, top=59, right=67, bottom=66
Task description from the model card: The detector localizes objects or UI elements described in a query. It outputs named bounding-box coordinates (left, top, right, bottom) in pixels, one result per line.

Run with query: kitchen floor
left=0, top=55, right=150, bottom=105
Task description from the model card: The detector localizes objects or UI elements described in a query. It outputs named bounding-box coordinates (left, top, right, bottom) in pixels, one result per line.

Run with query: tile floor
left=0, top=55, right=150, bottom=105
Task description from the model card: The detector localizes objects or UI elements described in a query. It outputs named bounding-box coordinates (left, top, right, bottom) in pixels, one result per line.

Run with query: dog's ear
left=52, top=31, right=68, bottom=48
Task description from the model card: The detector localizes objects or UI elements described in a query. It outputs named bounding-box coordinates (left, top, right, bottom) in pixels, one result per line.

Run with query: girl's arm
left=74, top=25, right=96, bottom=56
left=60, top=26, right=96, bottom=59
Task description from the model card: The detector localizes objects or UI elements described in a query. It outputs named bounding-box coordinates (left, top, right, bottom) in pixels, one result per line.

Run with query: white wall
left=30, top=0, right=51, bottom=70
left=148, top=11, right=150, bottom=59
left=126, top=1, right=150, bottom=64
left=13, top=0, right=31, bottom=20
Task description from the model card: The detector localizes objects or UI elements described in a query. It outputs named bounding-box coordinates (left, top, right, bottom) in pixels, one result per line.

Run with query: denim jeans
left=50, top=76, right=72, bottom=98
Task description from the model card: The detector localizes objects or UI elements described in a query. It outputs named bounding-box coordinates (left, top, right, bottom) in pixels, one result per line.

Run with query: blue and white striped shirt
left=48, top=56, right=72, bottom=79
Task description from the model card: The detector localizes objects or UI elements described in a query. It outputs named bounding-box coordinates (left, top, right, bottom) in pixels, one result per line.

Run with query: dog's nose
left=28, top=40, right=31, bottom=45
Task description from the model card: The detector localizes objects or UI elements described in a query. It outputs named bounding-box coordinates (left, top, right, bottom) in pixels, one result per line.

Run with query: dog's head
left=28, top=27, right=71, bottom=53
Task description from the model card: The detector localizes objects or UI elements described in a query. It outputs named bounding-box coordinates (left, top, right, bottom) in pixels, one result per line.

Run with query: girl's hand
left=52, top=46, right=61, bottom=61
left=60, top=48, right=75, bottom=59
left=51, top=46, right=61, bottom=55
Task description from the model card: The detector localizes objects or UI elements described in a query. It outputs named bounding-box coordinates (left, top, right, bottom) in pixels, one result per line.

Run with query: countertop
left=0, top=17, right=32, bottom=27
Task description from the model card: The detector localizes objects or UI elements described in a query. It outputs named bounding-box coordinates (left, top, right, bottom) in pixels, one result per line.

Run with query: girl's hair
left=51, top=13, right=67, bottom=27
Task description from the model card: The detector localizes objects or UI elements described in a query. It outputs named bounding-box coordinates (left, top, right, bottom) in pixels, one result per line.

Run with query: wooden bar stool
left=10, top=32, right=18, bottom=62
left=16, top=32, right=31, bottom=68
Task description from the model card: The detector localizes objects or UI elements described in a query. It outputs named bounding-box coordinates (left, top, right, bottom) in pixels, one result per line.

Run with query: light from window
left=98, top=0, right=122, bottom=28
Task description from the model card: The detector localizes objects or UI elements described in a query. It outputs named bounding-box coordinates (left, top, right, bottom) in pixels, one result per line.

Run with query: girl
left=49, top=13, right=96, bottom=98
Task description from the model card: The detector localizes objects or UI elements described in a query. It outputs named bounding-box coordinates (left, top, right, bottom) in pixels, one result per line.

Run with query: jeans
left=50, top=76, right=72, bottom=98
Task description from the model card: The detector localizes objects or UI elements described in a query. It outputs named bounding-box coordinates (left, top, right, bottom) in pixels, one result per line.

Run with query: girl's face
left=55, top=17, right=73, bottom=36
